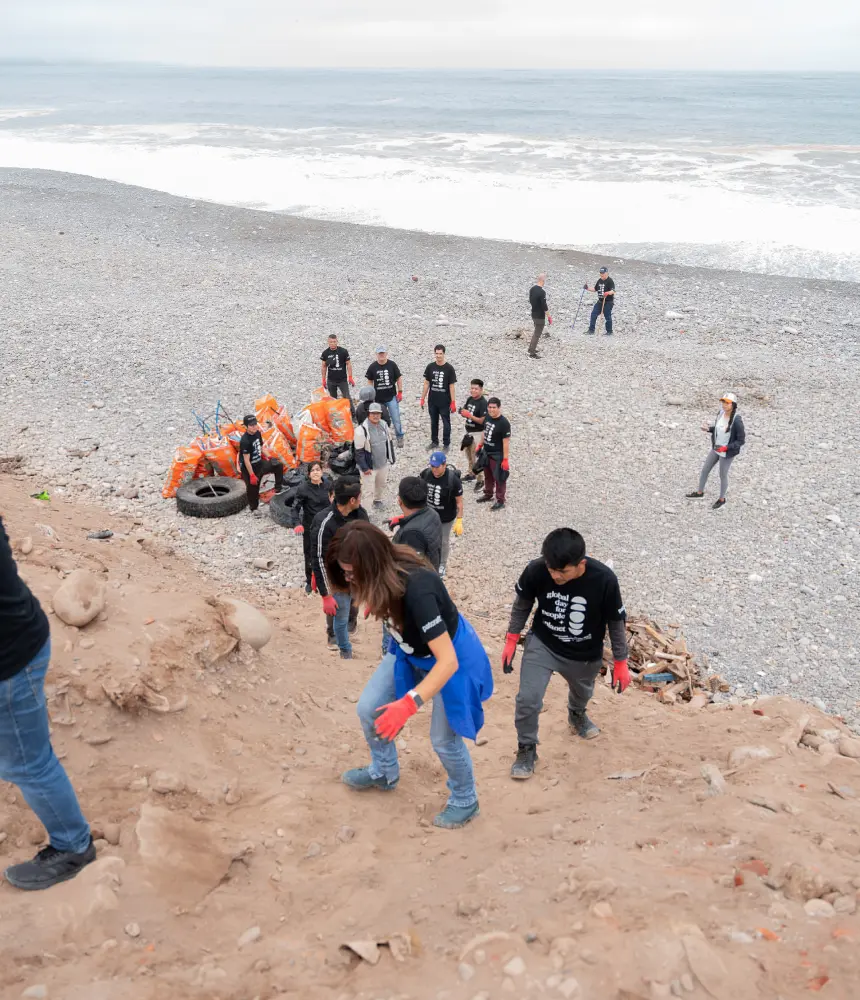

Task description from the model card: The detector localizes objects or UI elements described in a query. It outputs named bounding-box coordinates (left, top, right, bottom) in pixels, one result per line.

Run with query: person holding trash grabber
left=330, top=521, right=493, bottom=829
left=503, top=528, right=630, bottom=780
left=460, top=378, right=488, bottom=492
left=527, top=273, right=552, bottom=358
left=420, top=451, right=464, bottom=578
left=686, top=391, right=745, bottom=509
left=584, top=267, right=615, bottom=335
left=238, top=414, right=285, bottom=515
left=292, top=461, right=334, bottom=594
left=310, top=477, right=367, bottom=658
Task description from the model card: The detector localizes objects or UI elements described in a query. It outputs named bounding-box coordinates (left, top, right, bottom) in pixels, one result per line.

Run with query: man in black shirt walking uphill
left=502, top=528, right=631, bottom=780
left=460, top=378, right=488, bottom=492
left=421, top=344, right=457, bottom=451
left=320, top=334, right=355, bottom=399
left=527, top=273, right=552, bottom=359
left=310, top=478, right=368, bottom=659
left=365, top=345, right=404, bottom=445
left=584, top=266, right=615, bottom=336
left=475, top=397, right=510, bottom=511
left=1, top=517, right=96, bottom=890
left=239, top=415, right=285, bottom=514
left=420, top=451, right=464, bottom=578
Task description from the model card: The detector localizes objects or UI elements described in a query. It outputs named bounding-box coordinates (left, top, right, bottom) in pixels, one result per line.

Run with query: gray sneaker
left=569, top=712, right=600, bottom=740
left=510, top=743, right=538, bottom=780
left=342, top=767, right=398, bottom=792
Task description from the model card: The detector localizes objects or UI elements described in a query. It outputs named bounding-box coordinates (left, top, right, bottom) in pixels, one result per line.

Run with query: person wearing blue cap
left=420, top=452, right=464, bottom=578
left=365, top=346, right=404, bottom=445
left=584, top=267, right=615, bottom=335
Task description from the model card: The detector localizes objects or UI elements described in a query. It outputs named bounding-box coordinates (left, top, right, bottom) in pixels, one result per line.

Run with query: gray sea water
left=2, top=62, right=859, bottom=280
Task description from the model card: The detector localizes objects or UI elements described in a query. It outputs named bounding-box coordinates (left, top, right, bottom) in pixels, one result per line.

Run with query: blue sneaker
left=341, top=767, right=398, bottom=792
left=433, top=801, right=480, bottom=829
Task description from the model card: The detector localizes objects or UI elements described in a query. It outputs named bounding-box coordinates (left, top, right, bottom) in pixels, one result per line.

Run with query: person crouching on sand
left=329, top=521, right=492, bottom=829
left=686, top=392, right=745, bottom=509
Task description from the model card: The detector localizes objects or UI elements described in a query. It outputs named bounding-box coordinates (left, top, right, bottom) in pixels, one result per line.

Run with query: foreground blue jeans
left=0, top=640, right=91, bottom=854
left=386, top=397, right=404, bottom=438
left=356, top=652, right=477, bottom=807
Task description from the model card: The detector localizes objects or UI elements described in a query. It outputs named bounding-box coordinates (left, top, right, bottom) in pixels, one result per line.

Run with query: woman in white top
left=686, top=392, right=745, bottom=509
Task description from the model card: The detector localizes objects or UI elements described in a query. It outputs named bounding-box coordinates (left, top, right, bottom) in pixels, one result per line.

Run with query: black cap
left=244, top=414, right=258, bottom=426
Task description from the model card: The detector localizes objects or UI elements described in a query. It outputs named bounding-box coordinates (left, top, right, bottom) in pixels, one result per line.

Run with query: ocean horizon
left=2, top=61, right=859, bottom=281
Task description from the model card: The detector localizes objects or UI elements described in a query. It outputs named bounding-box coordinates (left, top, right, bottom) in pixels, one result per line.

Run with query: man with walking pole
left=584, top=267, right=615, bottom=336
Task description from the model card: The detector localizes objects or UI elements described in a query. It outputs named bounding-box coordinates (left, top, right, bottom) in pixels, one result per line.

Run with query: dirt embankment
left=2, top=479, right=860, bottom=1000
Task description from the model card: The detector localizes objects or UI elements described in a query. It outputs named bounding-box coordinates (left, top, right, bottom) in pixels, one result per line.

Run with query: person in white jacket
left=354, top=403, right=396, bottom=509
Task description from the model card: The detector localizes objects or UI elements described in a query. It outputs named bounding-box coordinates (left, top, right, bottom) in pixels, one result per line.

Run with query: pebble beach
left=2, top=167, right=859, bottom=724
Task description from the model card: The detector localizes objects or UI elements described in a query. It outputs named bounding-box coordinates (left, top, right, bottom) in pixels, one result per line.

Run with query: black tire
left=269, top=486, right=301, bottom=528
left=176, top=477, right=248, bottom=518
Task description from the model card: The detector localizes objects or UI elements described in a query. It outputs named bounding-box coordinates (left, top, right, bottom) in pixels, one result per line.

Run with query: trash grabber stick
left=572, top=286, right=586, bottom=329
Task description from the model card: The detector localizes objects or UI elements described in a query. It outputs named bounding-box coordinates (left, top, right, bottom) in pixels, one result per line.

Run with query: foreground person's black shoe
left=510, top=743, right=538, bottom=780
left=4, top=837, right=96, bottom=891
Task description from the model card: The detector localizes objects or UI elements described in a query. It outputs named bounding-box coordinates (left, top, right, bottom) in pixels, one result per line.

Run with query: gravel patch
left=2, top=168, right=859, bottom=724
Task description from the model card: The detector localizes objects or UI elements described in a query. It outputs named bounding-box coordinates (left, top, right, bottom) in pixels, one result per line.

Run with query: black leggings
left=241, top=459, right=284, bottom=511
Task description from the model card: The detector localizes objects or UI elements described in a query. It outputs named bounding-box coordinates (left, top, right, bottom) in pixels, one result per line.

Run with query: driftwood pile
left=602, top=615, right=730, bottom=706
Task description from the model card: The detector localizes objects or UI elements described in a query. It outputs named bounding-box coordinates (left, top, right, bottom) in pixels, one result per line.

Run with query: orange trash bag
left=162, top=443, right=205, bottom=498
left=325, top=397, right=354, bottom=443
left=296, top=422, right=325, bottom=464
left=263, top=427, right=298, bottom=470
left=305, top=399, right=333, bottom=435
left=199, top=435, right=239, bottom=478
left=255, top=394, right=281, bottom=426
left=273, top=406, right=297, bottom=449
left=310, top=386, right=330, bottom=403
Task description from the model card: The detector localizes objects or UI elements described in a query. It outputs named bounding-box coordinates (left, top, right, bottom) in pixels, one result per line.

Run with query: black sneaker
left=473, top=480, right=483, bottom=493
left=569, top=712, right=600, bottom=740
left=4, top=837, right=96, bottom=891
left=686, top=490, right=704, bottom=499
left=327, top=634, right=337, bottom=649
left=305, top=583, right=312, bottom=595
left=462, top=473, right=476, bottom=482
left=476, top=495, right=494, bottom=504
left=428, top=441, right=439, bottom=450
left=712, top=497, right=726, bottom=509
left=528, top=352, right=541, bottom=359
left=510, top=743, right=538, bottom=780
left=584, top=329, right=596, bottom=335
left=490, top=501, right=505, bottom=511
left=373, top=500, right=385, bottom=510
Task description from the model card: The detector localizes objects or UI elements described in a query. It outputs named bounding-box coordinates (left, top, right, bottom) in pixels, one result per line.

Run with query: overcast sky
left=4, top=0, right=859, bottom=71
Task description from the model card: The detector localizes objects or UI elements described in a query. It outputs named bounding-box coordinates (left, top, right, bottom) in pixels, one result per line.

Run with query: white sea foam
left=0, top=107, right=56, bottom=122
left=1, top=126, right=858, bottom=279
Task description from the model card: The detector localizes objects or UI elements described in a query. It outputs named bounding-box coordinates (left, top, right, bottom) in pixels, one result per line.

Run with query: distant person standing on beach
left=584, top=267, right=615, bottom=335
left=320, top=334, right=355, bottom=400
left=460, top=378, right=488, bottom=492
left=686, top=392, right=745, bottom=509
left=527, top=274, right=552, bottom=358
left=420, top=345, right=457, bottom=452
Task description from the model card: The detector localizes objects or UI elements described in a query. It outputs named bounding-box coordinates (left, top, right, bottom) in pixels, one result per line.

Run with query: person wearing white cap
left=686, top=392, right=745, bottom=509
left=365, top=346, right=404, bottom=445
left=355, top=402, right=397, bottom=509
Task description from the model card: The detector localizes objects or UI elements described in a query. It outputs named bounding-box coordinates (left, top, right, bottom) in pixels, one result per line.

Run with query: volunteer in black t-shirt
left=476, top=397, right=511, bottom=510
left=1, top=517, right=95, bottom=890
left=459, top=378, right=488, bottom=490
left=584, top=266, right=616, bottom=335
left=420, top=344, right=457, bottom=450
left=365, top=345, right=404, bottom=444
left=420, top=451, right=464, bottom=577
left=320, top=333, right=355, bottom=400
left=238, top=415, right=285, bottom=514
left=327, top=521, right=492, bottom=830
left=501, top=528, right=630, bottom=780
left=527, top=273, right=552, bottom=358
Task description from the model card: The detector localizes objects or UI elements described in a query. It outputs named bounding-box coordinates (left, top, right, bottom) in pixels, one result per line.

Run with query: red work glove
left=716, top=445, right=728, bottom=454
left=501, top=458, right=509, bottom=472
left=348, top=376, right=356, bottom=387
left=310, top=572, right=318, bottom=593
left=396, top=392, right=403, bottom=402
left=374, top=694, right=419, bottom=741
left=322, top=595, right=338, bottom=617
left=450, top=400, right=457, bottom=413
left=294, top=525, right=304, bottom=535
left=612, top=659, right=631, bottom=693
left=547, top=314, right=553, bottom=325
left=459, top=408, right=471, bottom=419
left=386, top=515, right=402, bottom=530
left=502, top=632, right=520, bottom=674
left=249, top=474, right=259, bottom=486
left=420, top=398, right=426, bottom=409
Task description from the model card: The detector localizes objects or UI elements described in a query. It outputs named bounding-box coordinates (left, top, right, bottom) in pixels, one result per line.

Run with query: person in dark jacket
left=292, top=461, right=334, bottom=593
left=686, top=391, right=746, bottom=509
left=1, top=517, right=96, bottom=890
left=527, top=273, right=552, bottom=359
left=390, top=476, right=443, bottom=571
left=310, top=477, right=368, bottom=658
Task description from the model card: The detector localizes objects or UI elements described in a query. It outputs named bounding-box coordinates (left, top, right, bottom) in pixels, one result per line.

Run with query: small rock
left=218, top=597, right=272, bottom=650
left=551, top=823, right=564, bottom=839
left=782, top=326, right=799, bottom=334
left=838, top=737, right=860, bottom=759
left=150, top=770, right=184, bottom=794
left=456, top=897, right=482, bottom=917
left=503, top=956, right=526, bottom=977
left=475, top=735, right=489, bottom=746
left=224, top=781, right=242, bottom=805
left=124, top=922, right=141, bottom=938
left=52, top=569, right=106, bottom=627
left=237, top=925, right=262, bottom=948
left=92, top=400, right=105, bottom=409
left=591, top=901, right=614, bottom=919
left=558, top=977, right=581, bottom=998
left=833, top=895, right=857, bottom=915
left=728, top=746, right=773, bottom=768
left=458, top=963, right=475, bottom=982
left=336, top=825, right=355, bottom=843
left=21, top=988, right=48, bottom=999
left=121, top=487, right=139, bottom=499
left=804, top=898, right=835, bottom=918
left=680, top=973, right=695, bottom=992
left=305, top=841, right=322, bottom=858
left=79, top=637, right=95, bottom=650
left=665, top=310, right=685, bottom=319
left=20, top=536, right=33, bottom=555
left=103, top=823, right=121, bottom=845
left=666, top=397, right=684, bottom=406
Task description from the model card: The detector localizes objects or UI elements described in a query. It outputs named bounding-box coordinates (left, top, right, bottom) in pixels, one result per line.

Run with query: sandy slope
left=2, top=478, right=860, bottom=1000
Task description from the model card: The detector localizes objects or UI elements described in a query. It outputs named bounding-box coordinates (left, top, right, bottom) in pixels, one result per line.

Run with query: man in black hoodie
left=1, top=517, right=95, bottom=890
left=310, top=478, right=368, bottom=658
left=390, top=476, right=442, bottom=571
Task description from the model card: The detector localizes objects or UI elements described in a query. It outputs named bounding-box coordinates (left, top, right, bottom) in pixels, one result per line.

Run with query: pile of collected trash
left=162, top=391, right=353, bottom=499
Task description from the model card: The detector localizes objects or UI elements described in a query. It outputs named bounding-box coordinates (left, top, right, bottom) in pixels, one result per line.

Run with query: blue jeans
left=0, top=640, right=91, bottom=854
left=589, top=298, right=614, bottom=333
left=356, top=653, right=477, bottom=807
left=328, top=592, right=353, bottom=654
left=386, top=397, right=403, bottom=438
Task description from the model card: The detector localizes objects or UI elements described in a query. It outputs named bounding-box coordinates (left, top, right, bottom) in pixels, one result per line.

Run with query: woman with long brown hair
left=326, top=521, right=492, bottom=829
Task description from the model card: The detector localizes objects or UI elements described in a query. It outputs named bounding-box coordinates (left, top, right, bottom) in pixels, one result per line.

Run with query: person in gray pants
left=686, top=391, right=745, bottom=510
left=501, top=528, right=631, bottom=780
